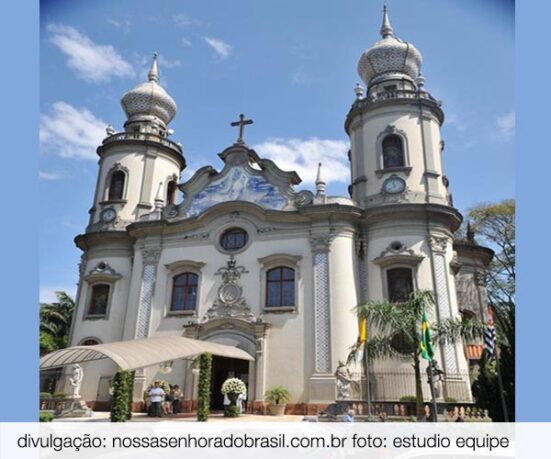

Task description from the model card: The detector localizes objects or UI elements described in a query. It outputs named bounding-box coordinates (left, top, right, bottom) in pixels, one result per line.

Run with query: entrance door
left=210, top=356, right=249, bottom=410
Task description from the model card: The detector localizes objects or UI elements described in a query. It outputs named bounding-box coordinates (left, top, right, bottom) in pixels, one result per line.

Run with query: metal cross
left=230, top=113, right=253, bottom=144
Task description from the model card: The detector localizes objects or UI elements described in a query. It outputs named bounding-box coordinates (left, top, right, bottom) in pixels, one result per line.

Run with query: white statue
left=69, top=364, right=83, bottom=399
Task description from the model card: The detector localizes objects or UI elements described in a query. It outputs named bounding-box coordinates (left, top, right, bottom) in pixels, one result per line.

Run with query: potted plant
left=265, top=386, right=291, bottom=416
left=221, top=378, right=247, bottom=417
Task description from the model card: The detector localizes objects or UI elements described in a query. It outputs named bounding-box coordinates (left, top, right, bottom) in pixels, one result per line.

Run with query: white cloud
left=496, top=111, right=515, bottom=140
left=253, top=137, right=349, bottom=186
left=292, top=68, right=312, bottom=85
left=446, top=113, right=467, bottom=132
left=40, top=102, right=107, bottom=160
left=47, top=23, right=134, bottom=83
left=181, top=38, right=193, bottom=48
left=40, top=286, right=76, bottom=304
left=173, top=14, right=197, bottom=27
left=39, top=171, right=65, bottom=180
left=158, top=55, right=182, bottom=69
left=107, top=18, right=131, bottom=33
left=204, top=37, right=232, bottom=58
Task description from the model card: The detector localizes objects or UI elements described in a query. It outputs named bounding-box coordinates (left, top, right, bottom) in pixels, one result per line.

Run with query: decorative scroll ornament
left=203, top=256, right=255, bottom=322
left=310, top=234, right=333, bottom=254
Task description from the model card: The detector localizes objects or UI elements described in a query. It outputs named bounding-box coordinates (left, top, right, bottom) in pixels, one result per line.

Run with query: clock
left=382, top=176, right=406, bottom=194
left=100, top=207, right=117, bottom=223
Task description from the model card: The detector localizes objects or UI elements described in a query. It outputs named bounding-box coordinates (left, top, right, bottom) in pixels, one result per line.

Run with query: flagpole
left=428, top=362, right=438, bottom=422
left=364, top=345, right=372, bottom=420
left=494, top=348, right=509, bottom=422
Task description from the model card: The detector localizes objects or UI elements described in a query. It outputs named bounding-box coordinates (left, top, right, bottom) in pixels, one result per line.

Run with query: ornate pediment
left=172, top=144, right=313, bottom=219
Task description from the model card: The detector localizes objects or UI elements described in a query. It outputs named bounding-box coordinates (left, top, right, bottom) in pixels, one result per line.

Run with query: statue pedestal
left=57, top=397, right=93, bottom=418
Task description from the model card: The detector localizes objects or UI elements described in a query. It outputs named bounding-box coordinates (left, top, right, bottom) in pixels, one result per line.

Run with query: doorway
left=210, top=356, right=249, bottom=410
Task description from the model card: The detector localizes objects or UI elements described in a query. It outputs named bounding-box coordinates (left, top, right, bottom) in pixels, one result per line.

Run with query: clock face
left=100, top=208, right=117, bottom=223
left=383, top=176, right=406, bottom=194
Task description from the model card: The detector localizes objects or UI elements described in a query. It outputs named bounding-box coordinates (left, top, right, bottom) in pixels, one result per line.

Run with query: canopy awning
left=39, top=336, right=254, bottom=371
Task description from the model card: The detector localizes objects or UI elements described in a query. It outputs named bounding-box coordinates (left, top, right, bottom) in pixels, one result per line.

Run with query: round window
left=220, top=227, right=248, bottom=251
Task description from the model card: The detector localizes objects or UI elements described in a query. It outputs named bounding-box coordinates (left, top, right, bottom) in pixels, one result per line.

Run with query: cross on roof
left=230, top=114, right=253, bottom=144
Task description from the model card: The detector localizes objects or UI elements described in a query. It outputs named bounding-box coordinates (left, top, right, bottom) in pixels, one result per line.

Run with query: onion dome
left=121, top=53, right=177, bottom=127
left=357, top=6, right=422, bottom=87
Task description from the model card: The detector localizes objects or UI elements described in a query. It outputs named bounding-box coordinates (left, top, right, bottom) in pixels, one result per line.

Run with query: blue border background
left=0, top=0, right=39, bottom=421
left=0, top=0, right=548, bottom=422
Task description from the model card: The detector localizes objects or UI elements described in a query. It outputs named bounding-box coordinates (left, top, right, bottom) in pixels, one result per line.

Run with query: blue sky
left=39, top=0, right=514, bottom=302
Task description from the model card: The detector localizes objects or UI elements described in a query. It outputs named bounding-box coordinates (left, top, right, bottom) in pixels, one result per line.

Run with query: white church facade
left=67, top=8, right=491, bottom=413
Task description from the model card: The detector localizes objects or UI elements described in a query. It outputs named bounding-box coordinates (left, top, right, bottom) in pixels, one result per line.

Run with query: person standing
left=148, top=381, right=165, bottom=417
left=171, top=385, right=183, bottom=415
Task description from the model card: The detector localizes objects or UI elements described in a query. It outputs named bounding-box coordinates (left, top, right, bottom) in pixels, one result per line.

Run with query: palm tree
left=40, top=291, right=75, bottom=355
left=350, top=290, right=484, bottom=419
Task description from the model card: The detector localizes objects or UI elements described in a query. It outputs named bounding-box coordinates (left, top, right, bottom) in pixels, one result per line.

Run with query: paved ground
left=54, top=412, right=306, bottom=422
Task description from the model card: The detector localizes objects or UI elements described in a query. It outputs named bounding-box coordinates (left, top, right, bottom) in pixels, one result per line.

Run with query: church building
left=67, top=8, right=491, bottom=413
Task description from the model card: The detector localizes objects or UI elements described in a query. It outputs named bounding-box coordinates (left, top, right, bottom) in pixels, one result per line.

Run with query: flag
left=484, top=307, right=497, bottom=361
left=354, top=317, right=367, bottom=364
left=359, top=317, right=367, bottom=343
left=419, top=309, right=434, bottom=362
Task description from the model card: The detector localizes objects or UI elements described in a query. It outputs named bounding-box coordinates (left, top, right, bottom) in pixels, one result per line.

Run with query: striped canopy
left=40, top=335, right=254, bottom=370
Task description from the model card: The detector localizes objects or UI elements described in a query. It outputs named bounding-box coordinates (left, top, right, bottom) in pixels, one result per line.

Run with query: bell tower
left=347, top=7, right=472, bottom=399
left=346, top=6, right=449, bottom=209
left=86, top=54, right=186, bottom=232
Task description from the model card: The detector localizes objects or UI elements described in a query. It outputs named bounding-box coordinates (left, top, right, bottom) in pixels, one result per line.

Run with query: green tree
left=39, top=291, right=75, bottom=355
left=467, top=199, right=515, bottom=421
left=467, top=199, right=515, bottom=308
left=352, top=290, right=484, bottom=419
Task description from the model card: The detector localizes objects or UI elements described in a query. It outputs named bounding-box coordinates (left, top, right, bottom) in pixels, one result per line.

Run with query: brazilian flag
left=419, top=309, right=434, bottom=362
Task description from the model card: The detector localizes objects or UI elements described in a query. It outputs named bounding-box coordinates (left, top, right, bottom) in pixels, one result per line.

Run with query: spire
left=148, top=52, right=159, bottom=82
left=315, top=162, right=326, bottom=196
left=380, top=4, right=394, bottom=38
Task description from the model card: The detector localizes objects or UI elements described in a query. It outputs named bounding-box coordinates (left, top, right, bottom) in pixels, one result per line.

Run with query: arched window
left=170, top=273, right=198, bottom=312
left=266, top=267, right=295, bottom=307
left=220, top=228, right=248, bottom=251
left=382, top=135, right=405, bottom=169
left=166, top=180, right=177, bottom=205
left=87, top=284, right=110, bottom=316
left=108, top=170, right=125, bottom=200
left=387, top=267, right=413, bottom=303
left=80, top=338, right=100, bottom=346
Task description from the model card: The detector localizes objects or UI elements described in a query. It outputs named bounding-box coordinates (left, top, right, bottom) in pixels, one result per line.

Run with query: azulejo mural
left=184, top=166, right=289, bottom=217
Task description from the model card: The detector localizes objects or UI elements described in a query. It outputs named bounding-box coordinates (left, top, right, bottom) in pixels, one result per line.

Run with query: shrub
left=444, top=396, right=457, bottom=404
left=224, top=405, right=240, bottom=417
left=399, top=395, right=417, bottom=402
left=110, top=370, right=133, bottom=422
left=265, top=386, right=291, bottom=405
left=39, top=412, right=54, bottom=422
left=197, top=353, right=212, bottom=422
left=40, top=392, right=52, bottom=399
left=53, top=392, right=66, bottom=399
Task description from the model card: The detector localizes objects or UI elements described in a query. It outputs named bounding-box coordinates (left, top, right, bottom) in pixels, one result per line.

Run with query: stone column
left=308, top=234, right=334, bottom=402
left=133, top=248, right=161, bottom=401
left=427, top=236, right=458, bottom=374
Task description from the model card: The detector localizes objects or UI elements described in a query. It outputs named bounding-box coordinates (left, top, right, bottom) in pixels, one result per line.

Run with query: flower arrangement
left=221, top=378, right=246, bottom=396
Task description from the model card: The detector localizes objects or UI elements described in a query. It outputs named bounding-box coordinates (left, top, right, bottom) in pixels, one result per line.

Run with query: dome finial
left=380, top=4, right=394, bottom=38
left=148, top=52, right=159, bottom=82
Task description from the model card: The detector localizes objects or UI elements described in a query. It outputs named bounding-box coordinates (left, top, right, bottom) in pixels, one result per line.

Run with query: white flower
left=221, top=378, right=246, bottom=395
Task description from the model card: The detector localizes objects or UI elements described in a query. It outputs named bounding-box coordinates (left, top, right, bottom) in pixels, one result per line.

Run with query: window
left=382, top=135, right=405, bottom=169
left=87, top=284, right=110, bottom=316
left=166, top=180, right=177, bottom=205
left=387, top=267, right=413, bottom=303
left=220, top=228, right=248, bottom=251
left=170, top=273, right=198, bottom=312
left=266, top=267, right=295, bottom=307
left=108, top=171, right=125, bottom=200
left=80, top=338, right=100, bottom=346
